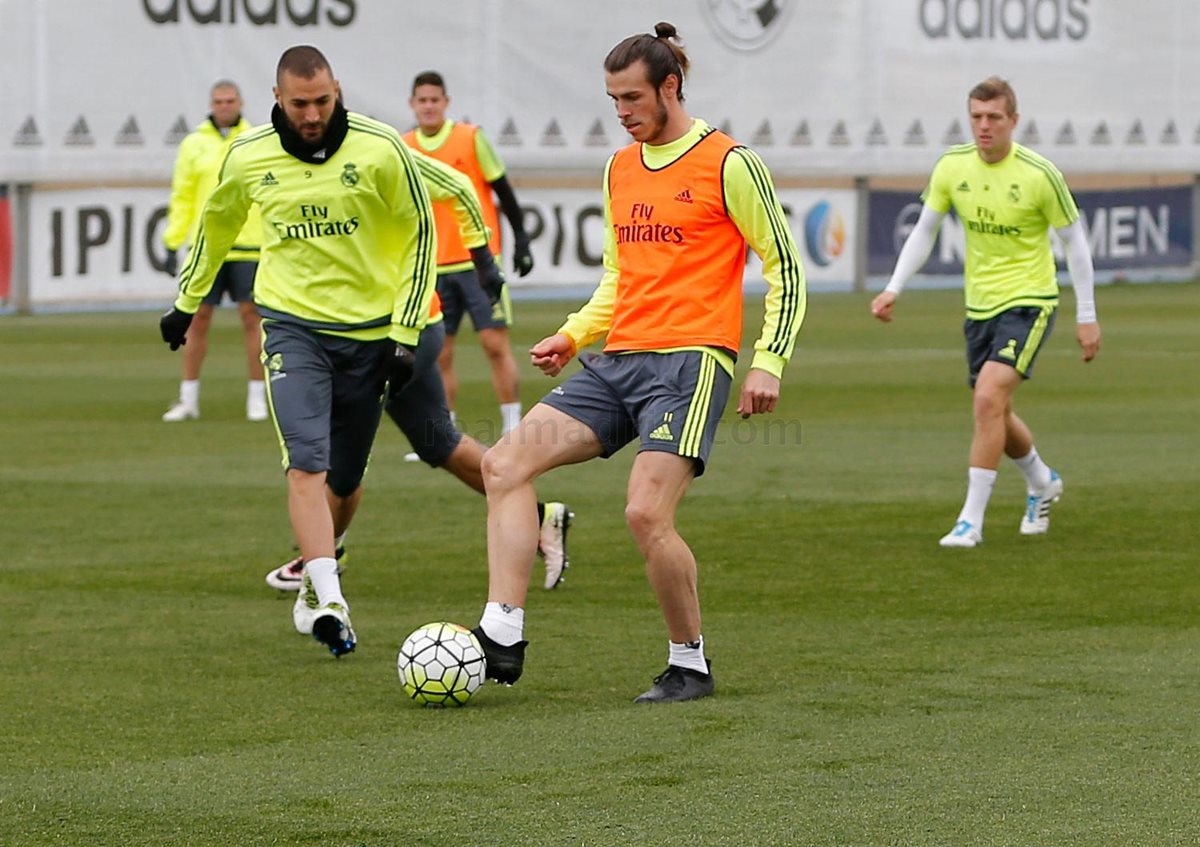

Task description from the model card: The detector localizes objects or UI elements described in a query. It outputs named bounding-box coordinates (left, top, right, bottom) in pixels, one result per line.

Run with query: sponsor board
left=29, top=188, right=175, bottom=306
left=22, top=184, right=855, bottom=308
left=867, top=185, right=1193, bottom=281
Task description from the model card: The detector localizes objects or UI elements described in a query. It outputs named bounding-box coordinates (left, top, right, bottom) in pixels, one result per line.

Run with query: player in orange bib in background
left=468, top=22, right=807, bottom=703
left=403, top=72, right=535, bottom=437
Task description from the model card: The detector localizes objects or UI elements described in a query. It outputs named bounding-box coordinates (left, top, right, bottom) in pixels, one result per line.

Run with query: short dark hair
left=969, top=76, right=1017, bottom=116
left=276, top=45, right=332, bottom=85
left=412, top=71, right=446, bottom=95
left=604, top=21, right=690, bottom=101
left=210, top=79, right=240, bottom=97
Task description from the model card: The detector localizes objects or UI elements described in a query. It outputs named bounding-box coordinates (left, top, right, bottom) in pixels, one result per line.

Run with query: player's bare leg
left=436, top=333, right=459, bottom=416
left=238, top=301, right=267, bottom=421
left=626, top=452, right=698, bottom=642
left=942, top=362, right=1022, bottom=547
left=479, top=327, right=521, bottom=434
left=627, top=451, right=714, bottom=703
left=473, top=405, right=601, bottom=682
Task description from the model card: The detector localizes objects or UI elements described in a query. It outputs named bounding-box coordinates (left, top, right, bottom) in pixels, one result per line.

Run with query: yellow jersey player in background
left=469, top=22, right=806, bottom=703
left=872, top=76, right=1101, bottom=548
left=159, top=45, right=502, bottom=658
left=161, top=80, right=266, bottom=422
left=404, top=71, right=535, bottom=437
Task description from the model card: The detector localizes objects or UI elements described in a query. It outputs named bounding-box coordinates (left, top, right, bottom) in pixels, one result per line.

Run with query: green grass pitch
left=1, top=283, right=1197, bottom=845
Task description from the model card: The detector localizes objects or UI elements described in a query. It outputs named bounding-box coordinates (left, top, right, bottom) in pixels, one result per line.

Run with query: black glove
left=384, top=342, right=418, bottom=393
left=163, top=250, right=178, bottom=277
left=159, top=307, right=194, bottom=351
left=469, top=245, right=506, bottom=305
left=512, top=234, right=534, bottom=278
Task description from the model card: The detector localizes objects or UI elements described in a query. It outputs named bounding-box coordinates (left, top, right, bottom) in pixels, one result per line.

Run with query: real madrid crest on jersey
left=1009, top=183, right=1021, bottom=203
left=341, top=163, right=359, bottom=187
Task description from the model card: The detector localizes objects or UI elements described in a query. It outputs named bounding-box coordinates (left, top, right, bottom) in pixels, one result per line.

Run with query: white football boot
left=939, top=519, right=983, bottom=548
left=162, top=400, right=199, bottom=422
left=1020, top=471, right=1063, bottom=535
left=538, top=502, right=574, bottom=589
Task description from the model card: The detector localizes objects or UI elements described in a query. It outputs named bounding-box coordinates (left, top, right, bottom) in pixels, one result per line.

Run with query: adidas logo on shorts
left=649, top=411, right=675, bottom=441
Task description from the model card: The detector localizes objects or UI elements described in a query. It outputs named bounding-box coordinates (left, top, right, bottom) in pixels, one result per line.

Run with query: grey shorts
left=201, top=260, right=256, bottom=306
left=384, top=321, right=462, bottom=467
left=539, top=350, right=732, bottom=477
left=436, top=268, right=513, bottom=334
left=261, top=320, right=390, bottom=496
left=964, top=305, right=1057, bottom=387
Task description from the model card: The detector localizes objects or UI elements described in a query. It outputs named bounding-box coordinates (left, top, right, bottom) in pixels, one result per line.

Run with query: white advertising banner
left=4, top=1, right=1200, bottom=182
left=24, top=183, right=855, bottom=307
left=29, top=187, right=178, bottom=307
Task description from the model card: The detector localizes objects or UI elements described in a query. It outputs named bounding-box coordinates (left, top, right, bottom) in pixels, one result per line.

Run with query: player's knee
left=481, top=337, right=512, bottom=362
left=285, top=466, right=327, bottom=497
left=190, top=311, right=214, bottom=333
left=624, top=498, right=670, bottom=546
left=972, top=386, right=1007, bottom=421
left=480, top=442, right=526, bottom=493
left=238, top=309, right=260, bottom=332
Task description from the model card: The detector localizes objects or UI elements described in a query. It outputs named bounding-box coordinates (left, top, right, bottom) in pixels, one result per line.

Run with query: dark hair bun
left=654, top=21, right=677, bottom=39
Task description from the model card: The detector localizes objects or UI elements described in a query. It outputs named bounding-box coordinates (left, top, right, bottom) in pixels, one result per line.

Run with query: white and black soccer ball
left=397, top=622, right=487, bottom=707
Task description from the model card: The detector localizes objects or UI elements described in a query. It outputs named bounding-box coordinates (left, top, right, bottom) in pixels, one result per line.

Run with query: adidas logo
left=165, top=115, right=189, bottom=146
left=584, top=118, right=608, bottom=147
left=261, top=172, right=278, bottom=186
left=674, top=189, right=693, bottom=203
left=957, top=180, right=970, bottom=192
left=65, top=115, right=94, bottom=147
left=115, top=115, right=144, bottom=147
left=648, top=411, right=675, bottom=441
left=540, top=119, right=566, bottom=147
left=498, top=117, right=521, bottom=146
left=14, top=116, right=42, bottom=147
left=999, top=339, right=1018, bottom=360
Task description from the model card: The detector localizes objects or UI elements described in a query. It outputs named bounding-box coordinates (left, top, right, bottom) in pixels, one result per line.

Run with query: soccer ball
left=397, top=622, right=487, bottom=707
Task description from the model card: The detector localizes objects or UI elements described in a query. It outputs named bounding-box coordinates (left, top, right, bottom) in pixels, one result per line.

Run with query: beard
left=638, top=94, right=670, bottom=143
left=643, top=96, right=672, bottom=140
left=293, top=118, right=328, bottom=140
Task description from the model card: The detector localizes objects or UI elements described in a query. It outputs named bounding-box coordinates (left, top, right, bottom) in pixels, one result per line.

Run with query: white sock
left=500, top=402, right=522, bottom=435
left=1012, top=447, right=1052, bottom=492
left=957, top=467, right=998, bottom=529
left=179, top=379, right=199, bottom=408
left=448, top=410, right=457, bottom=427
left=480, top=602, right=525, bottom=646
left=668, top=636, right=709, bottom=675
left=305, top=557, right=347, bottom=609
left=247, top=379, right=266, bottom=402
